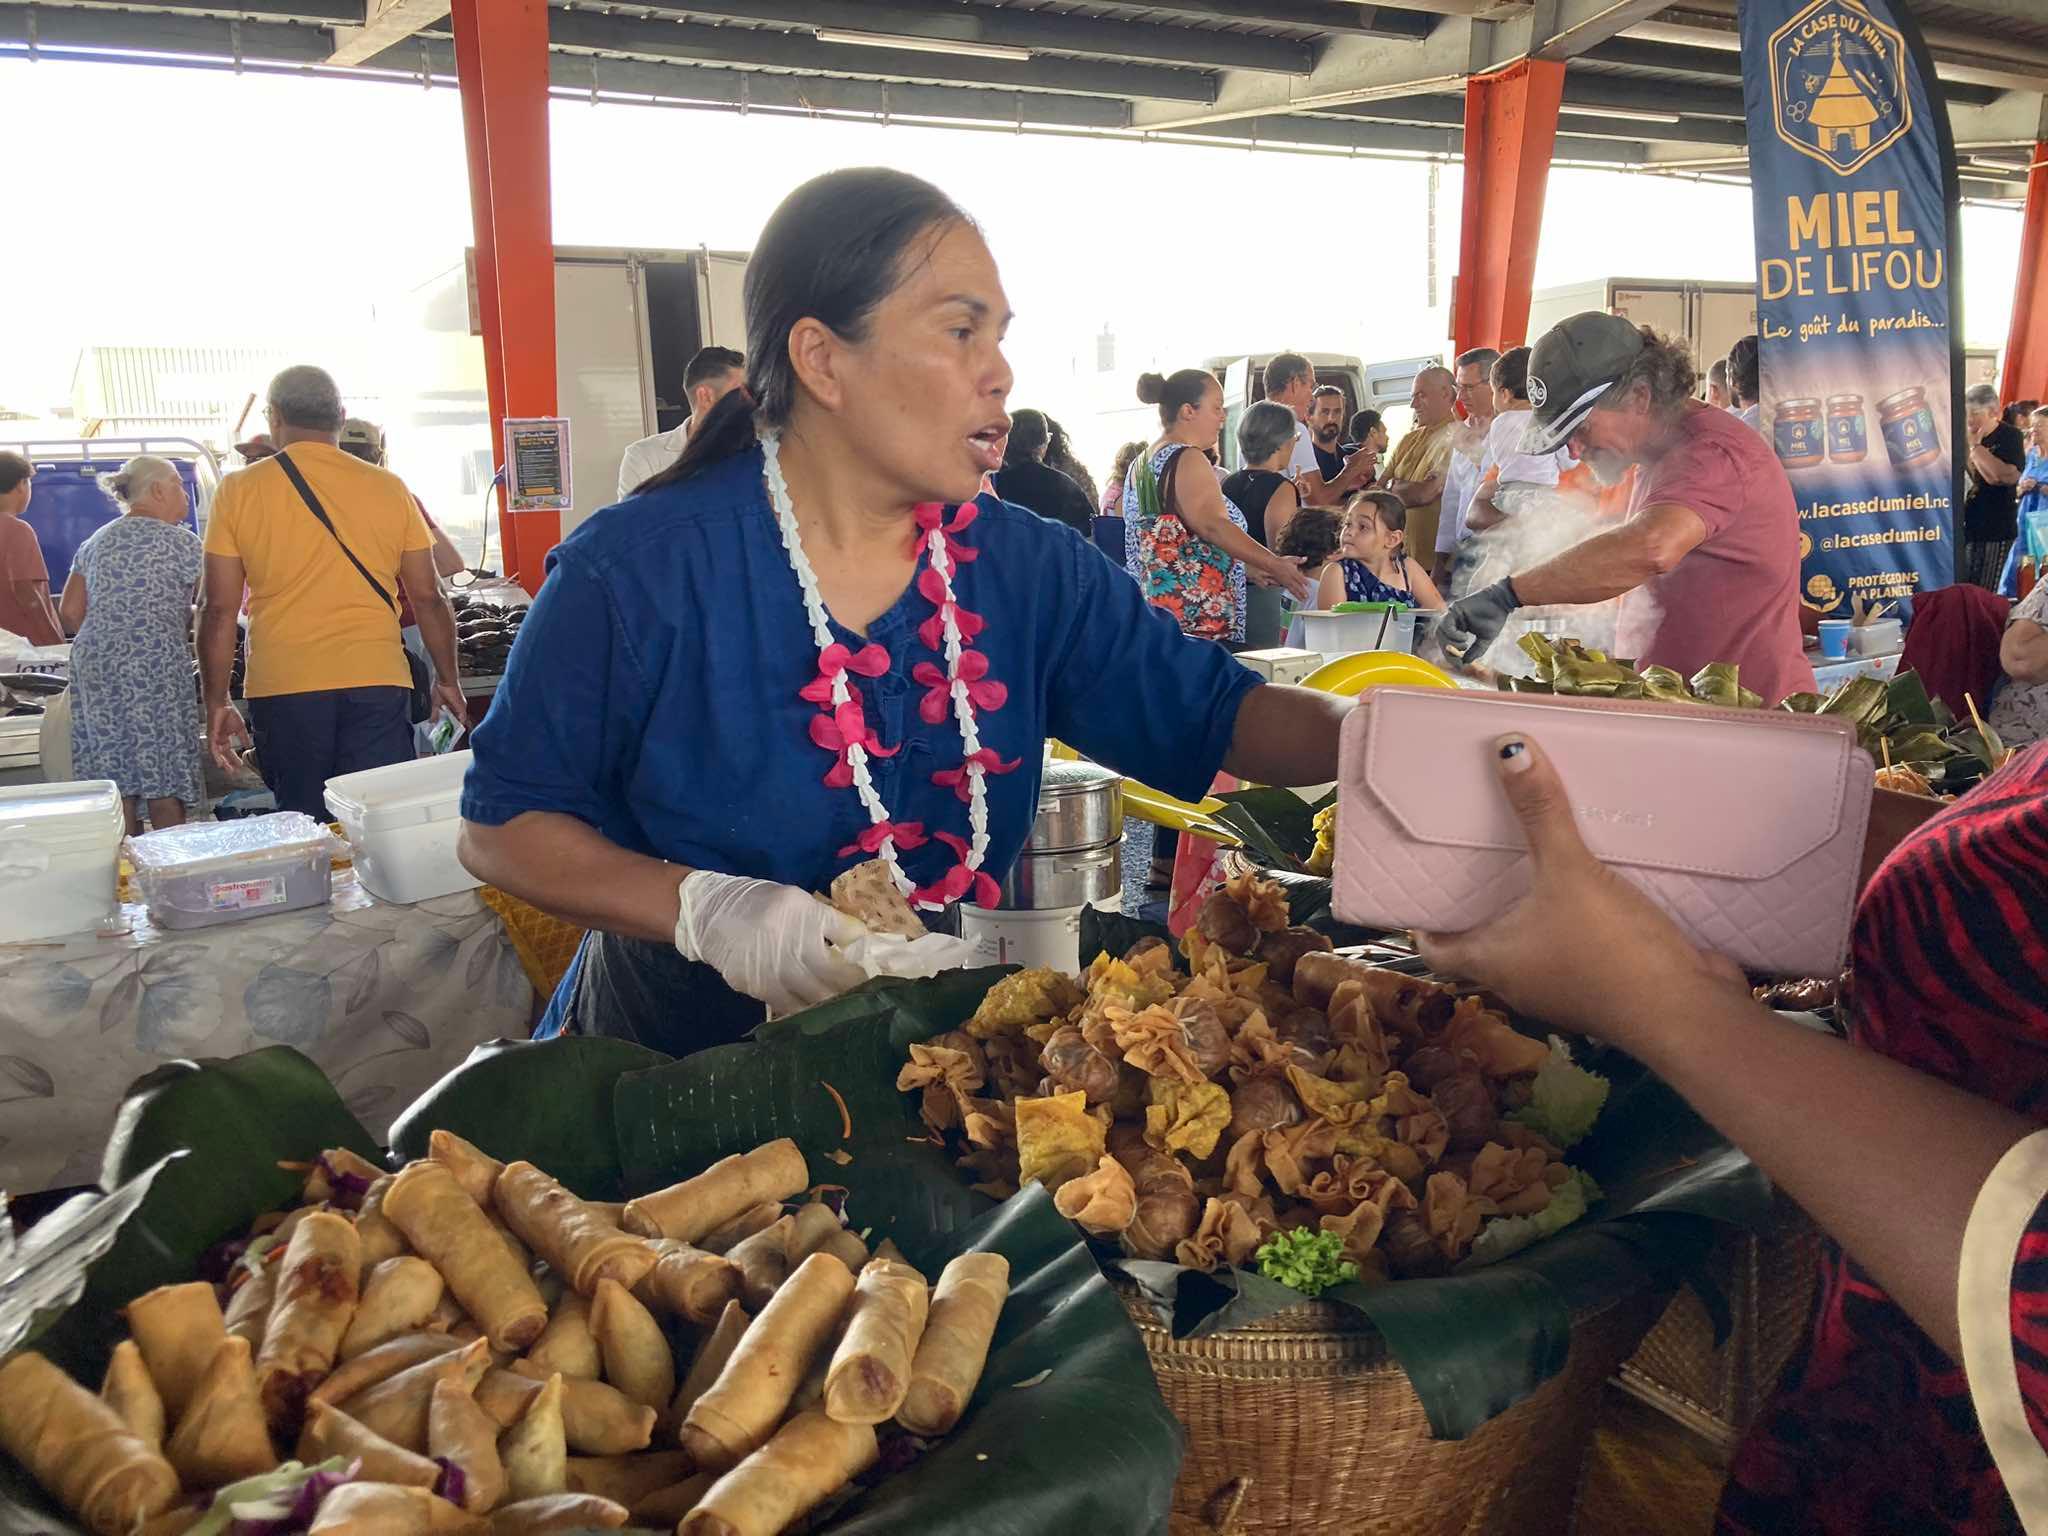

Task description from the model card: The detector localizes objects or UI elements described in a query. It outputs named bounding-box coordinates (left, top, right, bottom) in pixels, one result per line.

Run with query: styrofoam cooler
left=324, top=751, right=481, bottom=905
left=1294, top=605, right=1416, bottom=656
left=0, top=779, right=126, bottom=942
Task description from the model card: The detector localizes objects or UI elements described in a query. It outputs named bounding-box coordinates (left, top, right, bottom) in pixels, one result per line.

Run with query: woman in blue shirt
left=458, top=169, right=1351, bottom=1054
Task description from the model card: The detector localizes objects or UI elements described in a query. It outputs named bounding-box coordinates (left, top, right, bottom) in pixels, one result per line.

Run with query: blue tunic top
left=463, top=445, right=1262, bottom=1026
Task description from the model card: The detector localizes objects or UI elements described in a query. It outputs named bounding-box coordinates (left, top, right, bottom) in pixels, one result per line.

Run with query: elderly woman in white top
left=58, top=456, right=205, bottom=832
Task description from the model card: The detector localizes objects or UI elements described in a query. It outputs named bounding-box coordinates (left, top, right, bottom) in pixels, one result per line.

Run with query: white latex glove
left=674, top=870, right=870, bottom=1017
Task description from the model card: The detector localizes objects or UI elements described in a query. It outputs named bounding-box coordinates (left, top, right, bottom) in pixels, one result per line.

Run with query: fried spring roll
left=297, top=1400, right=440, bottom=1488
left=562, top=1450, right=694, bottom=1506
left=629, top=1473, right=715, bottom=1526
left=354, top=1177, right=408, bottom=1281
left=430, top=1376, right=507, bottom=1514
left=588, top=1279, right=674, bottom=1412
left=223, top=1255, right=281, bottom=1350
left=475, top=1368, right=544, bottom=1429
left=301, top=1148, right=385, bottom=1207
left=508, top=1364, right=657, bottom=1455
left=491, top=1163, right=656, bottom=1298
left=305, top=1481, right=483, bottom=1533
left=584, top=1201, right=628, bottom=1226
left=310, top=1332, right=463, bottom=1407
left=525, top=1290, right=601, bottom=1381
left=724, top=1216, right=793, bottom=1311
left=340, top=1257, right=445, bottom=1361
left=101, top=1340, right=166, bottom=1449
left=678, top=1411, right=878, bottom=1536
left=670, top=1300, right=750, bottom=1427
left=164, top=1336, right=275, bottom=1487
left=499, top=1372, right=567, bottom=1503
left=256, top=1210, right=362, bottom=1432
left=488, top=1493, right=629, bottom=1533
left=339, top=1337, right=490, bottom=1451
left=123, top=1281, right=227, bottom=1423
left=0, top=1352, right=180, bottom=1536
left=817, top=1229, right=870, bottom=1274
left=824, top=1258, right=930, bottom=1425
left=632, top=1241, right=740, bottom=1327
left=428, top=1128, right=506, bottom=1206
left=382, top=1161, right=547, bottom=1353
left=697, top=1203, right=782, bottom=1256
left=620, top=1141, right=808, bottom=1244
left=896, top=1253, right=1009, bottom=1436
left=784, top=1202, right=845, bottom=1262
left=680, top=1253, right=856, bottom=1473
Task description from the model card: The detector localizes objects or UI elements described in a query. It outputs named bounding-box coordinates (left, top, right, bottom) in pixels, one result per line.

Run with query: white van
left=1207, top=352, right=1368, bottom=472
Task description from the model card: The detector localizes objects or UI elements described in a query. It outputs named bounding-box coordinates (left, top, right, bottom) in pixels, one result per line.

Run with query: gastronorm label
left=208, top=877, right=289, bottom=912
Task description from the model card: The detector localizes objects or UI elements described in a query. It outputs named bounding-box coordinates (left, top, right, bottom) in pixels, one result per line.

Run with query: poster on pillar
left=1739, top=0, right=1962, bottom=619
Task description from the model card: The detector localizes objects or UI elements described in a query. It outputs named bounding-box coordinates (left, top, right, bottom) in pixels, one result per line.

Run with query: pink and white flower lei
left=763, top=430, right=1019, bottom=912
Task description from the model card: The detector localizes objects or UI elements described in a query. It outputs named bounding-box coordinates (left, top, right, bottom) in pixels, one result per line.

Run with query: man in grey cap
left=1438, top=312, right=1815, bottom=705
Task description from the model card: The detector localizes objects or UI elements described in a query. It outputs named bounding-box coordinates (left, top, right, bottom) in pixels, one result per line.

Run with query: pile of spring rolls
left=0, top=1133, right=1011, bottom=1536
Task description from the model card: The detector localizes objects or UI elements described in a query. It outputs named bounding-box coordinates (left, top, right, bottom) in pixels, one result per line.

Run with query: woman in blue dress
left=1314, top=490, right=1447, bottom=611
left=58, top=456, right=204, bottom=833
left=456, top=169, right=1352, bottom=1054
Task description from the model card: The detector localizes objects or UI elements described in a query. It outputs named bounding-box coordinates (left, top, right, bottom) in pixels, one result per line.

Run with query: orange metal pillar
left=2000, top=141, right=2048, bottom=405
left=1453, top=59, right=1566, bottom=354
left=452, top=0, right=558, bottom=590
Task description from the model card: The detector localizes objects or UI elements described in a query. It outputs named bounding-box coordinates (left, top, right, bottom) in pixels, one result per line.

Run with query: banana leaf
left=0, top=1042, right=1184, bottom=1536
left=1887, top=670, right=1938, bottom=727
left=1208, top=786, right=1335, bottom=870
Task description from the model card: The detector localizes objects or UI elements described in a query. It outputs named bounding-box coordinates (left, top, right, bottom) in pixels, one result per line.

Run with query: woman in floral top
left=1121, top=368, right=1308, bottom=646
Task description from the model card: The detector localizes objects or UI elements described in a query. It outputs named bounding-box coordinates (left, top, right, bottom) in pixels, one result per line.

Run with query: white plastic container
left=324, top=751, right=480, bottom=905
left=1295, top=606, right=1415, bottom=657
left=127, top=812, right=335, bottom=931
left=0, top=779, right=125, bottom=941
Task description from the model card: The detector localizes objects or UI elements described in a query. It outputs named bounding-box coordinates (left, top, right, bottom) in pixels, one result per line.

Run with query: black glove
left=1437, top=578, right=1522, bottom=664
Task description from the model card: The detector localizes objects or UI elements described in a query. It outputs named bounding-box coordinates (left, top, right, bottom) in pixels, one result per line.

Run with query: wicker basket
left=1118, top=1280, right=1669, bottom=1535
left=478, top=885, right=586, bottom=1000
left=1616, top=1195, right=1822, bottom=1457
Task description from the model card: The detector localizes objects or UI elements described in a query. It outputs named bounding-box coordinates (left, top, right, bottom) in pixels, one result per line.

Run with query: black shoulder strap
left=274, top=450, right=397, bottom=612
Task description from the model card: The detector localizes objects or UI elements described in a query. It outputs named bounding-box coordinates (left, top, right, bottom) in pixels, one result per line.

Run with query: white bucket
left=959, top=904, right=1092, bottom=972
left=324, top=751, right=480, bottom=905
left=0, top=779, right=125, bottom=942
left=1295, top=607, right=1415, bottom=656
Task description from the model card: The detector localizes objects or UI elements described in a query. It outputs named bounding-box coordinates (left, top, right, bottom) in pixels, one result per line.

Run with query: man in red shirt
left=1438, top=312, right=1816, bottom=705
left=0, top=453, right=61, bottom=646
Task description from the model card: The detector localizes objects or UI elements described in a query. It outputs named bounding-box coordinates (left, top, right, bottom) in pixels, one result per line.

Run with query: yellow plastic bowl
left=1299, top=650, right=1456, bottom=697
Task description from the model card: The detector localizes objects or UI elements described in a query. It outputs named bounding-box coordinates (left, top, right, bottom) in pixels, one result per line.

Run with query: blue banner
left=1740, top=0, right=1962, bottom=616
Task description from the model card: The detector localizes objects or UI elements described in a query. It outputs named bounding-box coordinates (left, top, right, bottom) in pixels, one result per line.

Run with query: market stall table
left=1811, top=643, right=1904, bottom=692
left=0, top=868, right=534, bottom=1193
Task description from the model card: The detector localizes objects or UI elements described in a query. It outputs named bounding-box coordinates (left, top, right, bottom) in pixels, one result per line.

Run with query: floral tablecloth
left=0, top=872, right=534, bottom=1193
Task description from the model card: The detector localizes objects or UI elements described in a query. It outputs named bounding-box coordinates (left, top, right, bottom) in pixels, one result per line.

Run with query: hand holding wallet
left=1332, top=687, right=1876, bottom=979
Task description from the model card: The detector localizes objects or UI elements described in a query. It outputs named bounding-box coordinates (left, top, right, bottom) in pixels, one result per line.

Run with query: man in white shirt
left=615, top=345, right=746, bottom=501
left=1728, top=335, right=1762, bottom=433
left=1433, top=346, right=1500, bottom=590
left=1263, top=352, right=1323, bottom=483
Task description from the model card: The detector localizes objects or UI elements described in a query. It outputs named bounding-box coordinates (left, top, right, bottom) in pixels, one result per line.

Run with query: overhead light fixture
left=1967, top=155, right=2032, bottom=174
left=814, top=28, right=1032, bottom=63
left=1561, top=104, right=1683, bottom=124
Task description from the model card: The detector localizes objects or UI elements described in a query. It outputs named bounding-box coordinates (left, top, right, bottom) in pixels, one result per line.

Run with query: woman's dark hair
left=1347, top=409, right=1382, bottom=442
left=1005, top=408, right=1050, bottom=465
left=1490, top=346, right=1532, bottom=402
left=640, top=168, right=970, bottom=495
left=1137, top=369, right=1216, bottom=430
left=1346, top=489, right=1408, bottom=537
left=1276, top=507, right=1342, bottom=567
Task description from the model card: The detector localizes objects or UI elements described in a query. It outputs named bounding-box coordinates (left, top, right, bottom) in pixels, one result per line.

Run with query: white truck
left=383, top=245, right=751, bottom=545
left=1525, top=278, right=1759, bottom=381
left=1208, top=352, right=1369, bottom=472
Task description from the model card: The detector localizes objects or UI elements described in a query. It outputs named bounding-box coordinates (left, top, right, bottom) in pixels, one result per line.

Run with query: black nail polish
left=1498, top=741, right=1526, bottom=761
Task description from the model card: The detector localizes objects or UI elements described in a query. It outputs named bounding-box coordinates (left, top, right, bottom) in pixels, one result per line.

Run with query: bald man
left=1380, top=366, right=1459, bottom=561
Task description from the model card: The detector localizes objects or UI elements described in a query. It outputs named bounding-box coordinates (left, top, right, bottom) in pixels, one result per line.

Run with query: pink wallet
left=1332, top=687, right=1876, bottom=978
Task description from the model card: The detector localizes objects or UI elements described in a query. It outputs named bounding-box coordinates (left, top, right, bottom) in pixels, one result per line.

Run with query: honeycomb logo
left=1769, top=0, right=1911, bottom=177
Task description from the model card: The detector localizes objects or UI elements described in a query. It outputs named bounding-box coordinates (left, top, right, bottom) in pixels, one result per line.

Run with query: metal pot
left=1029, top=759, right=1124, bottom=853
left=995, top=844, right=1121, bottom=910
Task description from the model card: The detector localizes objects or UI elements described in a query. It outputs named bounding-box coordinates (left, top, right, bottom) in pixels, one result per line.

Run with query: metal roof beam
left=329, top=0, right=446, bottom=65
left=621, top=1, right=1313, bottom=76
left=1625, top=9, right=2048, bottom=95
left=1180, top=110, right=1647, bottom=162
left=3, top=0, right=363, bottom=20
left=1130, top=22, right=1484, bottom=129
left=1312, top=89, right=1746, bottom=142
left=0, top=3, right=332, bottom=61
left=1579, top=34, right=2005, bottom=106
left=539, top=9, right=1217, bottom=103
left=1088, top=1, right=1432, bottom=37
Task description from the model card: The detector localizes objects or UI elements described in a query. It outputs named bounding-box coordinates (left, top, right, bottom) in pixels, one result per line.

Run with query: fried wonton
left=1421, top=1172, right=1497, bottom=1266
left=1464, top=1142, right=1568, bottom=1218
left=1014, top=1091, right=1106, bottom=1194
left=967, top=968, right=1085, bottom=1041
left=1260, top=1118, right=1339, bottom=1198
left=1051, top=1156, right=1138, bottom=1235
left=897, top=1042, right=985, bottom=1134
left=1142, top=1079, right=1232, bottom=1161
left=1224, top=871, right=1290, bottom=935
left=1371, top=1072, right=1451, bottom=1168
left=1439, top=997, right=1551, bottom=1079
left=1173, top=1197, right=1265, bottom=1273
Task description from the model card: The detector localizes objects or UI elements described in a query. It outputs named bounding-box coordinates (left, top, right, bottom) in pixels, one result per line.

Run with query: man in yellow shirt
left=199, top=366, right=463, bottom=817
left=1380, top=366, right=1459, bottom=561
